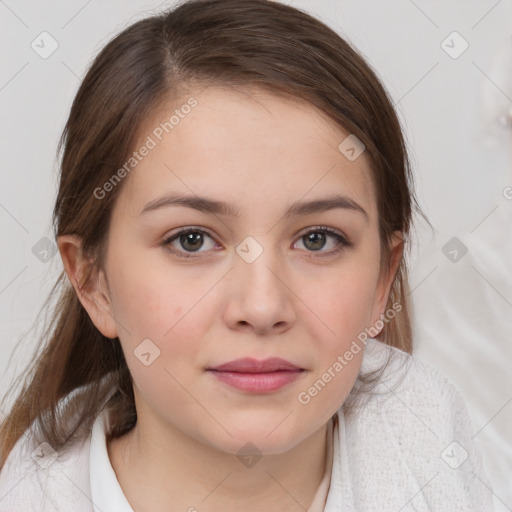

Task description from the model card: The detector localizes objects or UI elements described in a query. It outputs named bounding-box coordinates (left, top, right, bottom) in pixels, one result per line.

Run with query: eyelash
left=161, top=226, right=352, bottom=260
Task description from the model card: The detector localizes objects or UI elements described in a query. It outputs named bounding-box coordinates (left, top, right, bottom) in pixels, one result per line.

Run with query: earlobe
left=57, top=235, right=119, bottom=339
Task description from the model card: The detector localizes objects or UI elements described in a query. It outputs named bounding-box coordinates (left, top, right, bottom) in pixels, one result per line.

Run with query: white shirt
left=89, top=410, right=133, bottom=511
left=0, top=337, right=495, bottom=511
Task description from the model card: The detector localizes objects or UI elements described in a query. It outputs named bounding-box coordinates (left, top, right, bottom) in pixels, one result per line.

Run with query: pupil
left=181, top=232, right=203, bottom=251
left=305, top=232, right=325, bottom=251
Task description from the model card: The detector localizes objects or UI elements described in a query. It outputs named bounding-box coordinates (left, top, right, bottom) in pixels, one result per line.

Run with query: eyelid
left=161, top=226, right=219, bottom=258
left=295, top=225, right=350, bottom=244
left=292, top=226, right=352, bottom=257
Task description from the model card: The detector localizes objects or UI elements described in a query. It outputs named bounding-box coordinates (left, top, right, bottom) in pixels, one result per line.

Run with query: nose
left=223, top=238, right=296, bottom=335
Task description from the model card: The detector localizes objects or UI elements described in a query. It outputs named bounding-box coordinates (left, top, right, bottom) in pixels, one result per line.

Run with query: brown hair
left=0, top=0, right=429, bottom=468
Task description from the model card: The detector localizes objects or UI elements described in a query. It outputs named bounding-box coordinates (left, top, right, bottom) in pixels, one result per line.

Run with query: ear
left=368, top=231, right=404, bottom=332
left=57, top=234, right=119, bottom=339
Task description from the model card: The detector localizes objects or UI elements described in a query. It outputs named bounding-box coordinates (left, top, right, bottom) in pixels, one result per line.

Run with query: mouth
left=206, top=357, right=305, bottom=393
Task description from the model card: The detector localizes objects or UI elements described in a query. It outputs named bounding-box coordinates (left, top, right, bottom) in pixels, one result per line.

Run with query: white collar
left=89, top=411, right=134, bottom=512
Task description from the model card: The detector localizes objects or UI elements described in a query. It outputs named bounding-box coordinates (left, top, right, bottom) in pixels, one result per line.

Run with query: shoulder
left=340, top=337, right=495, bottom=511
left=0, top=386, right=113, bottom=512
left=0, top=422, right=93, bottom=511
left=355, top=337, right=479, bottom=445
left=358, top=337, right=469, bottom=411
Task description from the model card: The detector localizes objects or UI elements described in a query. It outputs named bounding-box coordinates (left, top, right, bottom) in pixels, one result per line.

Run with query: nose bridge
left=226, top=234, right=295, bottom=332
left=235, top=234, right=283, bottom=297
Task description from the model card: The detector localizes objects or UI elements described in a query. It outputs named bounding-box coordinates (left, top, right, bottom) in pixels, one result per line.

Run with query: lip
left=206, top=358, right=305, bottom=393
left=208, top=357, right=303, bottom=373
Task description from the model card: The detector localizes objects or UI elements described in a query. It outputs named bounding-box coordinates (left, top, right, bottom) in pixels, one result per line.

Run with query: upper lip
left=207, top=357, right=303, bottom=373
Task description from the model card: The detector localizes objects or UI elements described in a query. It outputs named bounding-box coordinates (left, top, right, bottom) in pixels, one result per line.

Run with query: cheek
left=107, top=253, right=220, bottom=369
left=310, top=265, right=378, bottom=343
left=299, top=265, right=377, bottom=404
left=107, top=264, right=211, bottom=407
left=108, top=243, right=193, bottom=330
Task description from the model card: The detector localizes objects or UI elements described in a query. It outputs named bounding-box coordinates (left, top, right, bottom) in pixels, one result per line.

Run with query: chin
left=205, top=421, right=307, bottom=458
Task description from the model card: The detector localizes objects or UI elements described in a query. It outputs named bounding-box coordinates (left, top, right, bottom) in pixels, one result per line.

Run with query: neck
left=108, top=408, right=333, bottom=512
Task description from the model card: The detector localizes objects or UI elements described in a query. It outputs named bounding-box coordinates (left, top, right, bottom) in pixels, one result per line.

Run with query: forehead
left=116, top=85, right=377, bottom=222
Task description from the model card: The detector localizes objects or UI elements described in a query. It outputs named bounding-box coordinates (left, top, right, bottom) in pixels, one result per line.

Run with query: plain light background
left=1, top=0, right=511, bottom=508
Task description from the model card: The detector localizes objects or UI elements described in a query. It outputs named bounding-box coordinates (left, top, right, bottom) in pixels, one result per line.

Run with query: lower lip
left=207, top=370, right=304, bottom=393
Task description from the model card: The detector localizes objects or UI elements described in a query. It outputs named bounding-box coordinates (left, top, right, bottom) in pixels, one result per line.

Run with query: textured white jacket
left=0, top=337, right=495, bottom=511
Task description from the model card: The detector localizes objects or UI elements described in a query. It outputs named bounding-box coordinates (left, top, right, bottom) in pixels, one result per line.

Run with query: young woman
left=0, top=1, right=493, bottom=510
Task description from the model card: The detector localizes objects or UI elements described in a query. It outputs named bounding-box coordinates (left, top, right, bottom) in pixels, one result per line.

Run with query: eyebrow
left=139, top=192, right=369, bottom=223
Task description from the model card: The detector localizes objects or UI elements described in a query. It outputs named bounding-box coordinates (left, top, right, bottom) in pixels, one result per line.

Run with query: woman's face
left=84, top=86, right=401, bottom=455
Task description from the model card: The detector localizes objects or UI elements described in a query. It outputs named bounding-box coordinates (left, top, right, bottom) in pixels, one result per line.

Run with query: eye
left=162, top=227, right=219, bottom=259
left=161, top=225, right=351, bottom=260
left=293, top=226, right=351, bottom=257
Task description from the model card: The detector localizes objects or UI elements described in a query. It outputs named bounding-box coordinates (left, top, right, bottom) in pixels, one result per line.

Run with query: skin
left=58, top=85, right=403, bottom=512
